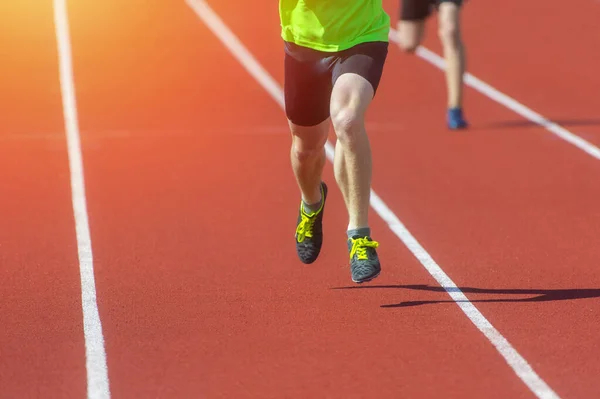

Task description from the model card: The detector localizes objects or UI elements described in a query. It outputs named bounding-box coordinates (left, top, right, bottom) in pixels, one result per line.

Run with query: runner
left=279, top=0, right=390, bottom=283
left=396, top=0, right=469, bottom=129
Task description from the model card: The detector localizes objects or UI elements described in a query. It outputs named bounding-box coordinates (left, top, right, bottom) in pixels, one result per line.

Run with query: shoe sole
left=299, top=253, right=320, bottom=265
left=448, top=122, right=469, bottom=130
left=352, top=269, right=381, bottom=284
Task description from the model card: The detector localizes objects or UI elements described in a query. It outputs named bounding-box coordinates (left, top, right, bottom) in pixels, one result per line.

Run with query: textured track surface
left=2, top=0, right=599, bottom=398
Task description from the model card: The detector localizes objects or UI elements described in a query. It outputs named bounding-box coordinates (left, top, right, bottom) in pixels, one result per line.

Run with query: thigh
left=400, top=0, right=434, bottom=21
left=437, top=0, right=464, bottom=7
left=288, top=118, right=330, bottom=153
left=283, top=42, right=335, bottom=127
left=329, top=42, right=389, bottom=119
left=396, top=19, right=426, bottom=51
left=436, top=0, right=464, bottom=17
left=331, top=41, right=389, bottom=100
left=436, top=0, right=463, bottom=32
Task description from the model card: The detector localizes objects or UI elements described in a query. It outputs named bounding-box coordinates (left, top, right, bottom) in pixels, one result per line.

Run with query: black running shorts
left=283, top=41, right=389, bottom=127
left=400, top=0, right=463, bottom=21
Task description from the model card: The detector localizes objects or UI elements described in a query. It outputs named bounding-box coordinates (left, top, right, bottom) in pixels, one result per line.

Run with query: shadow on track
left=331, top=284, right=600, bottom=308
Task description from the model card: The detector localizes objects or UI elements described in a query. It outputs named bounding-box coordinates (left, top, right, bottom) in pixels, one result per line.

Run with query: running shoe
left=294, top=182, right=328, bottom=264
left=348, top=235, right=381, bottom=283
left=447, top=107, right=468, bottom=130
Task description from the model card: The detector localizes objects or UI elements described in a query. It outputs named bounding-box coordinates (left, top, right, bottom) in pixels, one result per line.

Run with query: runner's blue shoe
left=447, top=107, right=468, bottom=130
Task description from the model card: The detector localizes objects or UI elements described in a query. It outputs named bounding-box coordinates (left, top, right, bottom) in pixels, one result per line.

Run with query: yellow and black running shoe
left=294, top=182, right=328, bottom=264
left=348, top=236, right=380, bottom=283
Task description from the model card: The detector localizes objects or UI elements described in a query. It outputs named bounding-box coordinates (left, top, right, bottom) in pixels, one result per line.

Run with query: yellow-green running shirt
left=279, top=0, right=390, bottom=52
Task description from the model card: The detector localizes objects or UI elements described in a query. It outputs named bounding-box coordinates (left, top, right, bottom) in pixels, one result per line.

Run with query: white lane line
left=52, top=1, right=111, bottom=398
left=185, top=1, right=560, bottom=398
left=386, top=29, right=600, bottom=161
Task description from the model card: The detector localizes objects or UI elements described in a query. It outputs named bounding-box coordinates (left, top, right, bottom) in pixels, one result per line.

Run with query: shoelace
left=350, top=237, right=379, bottom=260
left=295, top=212, right=316, bottom=242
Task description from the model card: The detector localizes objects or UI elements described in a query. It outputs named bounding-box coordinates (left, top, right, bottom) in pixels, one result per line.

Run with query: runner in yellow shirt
left=280, top=0, right=390, bottom=283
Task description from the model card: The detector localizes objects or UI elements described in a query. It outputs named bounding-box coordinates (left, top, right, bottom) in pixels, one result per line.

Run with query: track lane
left=67, top=0, right=535, bottom=397
left=203, top=1, right=600, bottom=398
left=369, top=55, right=600, bottom=399
left=0, top=1, right=87, bottom=397
left=382, top=0, right=600, bottom=148
left=381, top=2, right=600, bottom=396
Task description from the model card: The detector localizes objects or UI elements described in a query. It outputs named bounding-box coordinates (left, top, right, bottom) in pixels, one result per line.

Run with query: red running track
left=2, top=0, right=600, bottom=398
left=0, top=2, right=86, bottom=398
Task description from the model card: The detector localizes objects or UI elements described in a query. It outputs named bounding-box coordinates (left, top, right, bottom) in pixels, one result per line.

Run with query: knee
left=396, top=21, right=423, bottom=53
left=397, top=38, right=419, bottom=53
left=289, top=120, right=329, bottom=162
left=438, top=21, right=461, bottom=48
left=330, top=106, right=363, bottom=145
left=292, top=145, right=322, bottom=162
left=397, top=30, right=420, bottom=53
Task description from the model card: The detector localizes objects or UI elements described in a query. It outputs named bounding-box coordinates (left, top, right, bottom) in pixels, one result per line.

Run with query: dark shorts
left=400, top=0, right=463, bottom=21
left=283, top=41, right=389, bottom=127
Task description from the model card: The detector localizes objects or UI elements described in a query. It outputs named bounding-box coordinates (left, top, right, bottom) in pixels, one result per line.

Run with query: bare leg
left=329, top=73, right=375, bottom=231
left=396, top=19, right=426, bottom=52
left=330, top=72, right=381, bottom=283
left=438, top=2, right=468, bottom=128
left=289, top=118, right=330, bottom=205
left=289, top=118, right=330, bottom=265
